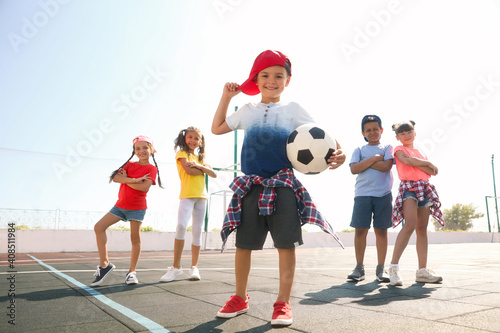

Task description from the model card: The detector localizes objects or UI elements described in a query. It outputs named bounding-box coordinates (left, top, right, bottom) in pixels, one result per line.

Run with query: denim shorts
left=403, top=191, right=432, bottom=208
left=350, top=193, right=393, bottom=229
left=109, top=206, right=146, bottom=222
left=236, top=185, right=303, bottom=250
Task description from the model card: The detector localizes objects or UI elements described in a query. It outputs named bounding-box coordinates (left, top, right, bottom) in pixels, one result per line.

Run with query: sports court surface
left=1, top=242, right=499, bottom=332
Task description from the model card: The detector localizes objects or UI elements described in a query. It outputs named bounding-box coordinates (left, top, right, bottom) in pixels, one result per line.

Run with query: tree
left=434, top=203, right=484, bottom=231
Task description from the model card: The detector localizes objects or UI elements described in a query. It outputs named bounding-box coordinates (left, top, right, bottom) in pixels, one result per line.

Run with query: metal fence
left=0, top=208, right=177, bottom=231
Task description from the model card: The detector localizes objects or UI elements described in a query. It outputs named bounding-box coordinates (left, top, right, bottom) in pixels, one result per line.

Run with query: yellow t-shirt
left=176, top=150, right=207, bottom=199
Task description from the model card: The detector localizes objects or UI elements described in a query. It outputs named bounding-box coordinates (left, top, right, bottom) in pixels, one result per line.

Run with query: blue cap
left=361, top=115, right=382, bottom=142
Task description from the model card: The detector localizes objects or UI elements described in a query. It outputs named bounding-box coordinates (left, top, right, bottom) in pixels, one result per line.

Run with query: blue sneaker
left=91, top=263, right=115, bottom=286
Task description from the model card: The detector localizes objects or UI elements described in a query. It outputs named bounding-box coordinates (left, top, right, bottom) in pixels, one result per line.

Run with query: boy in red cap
left=212, top=50, right=345, bottom=326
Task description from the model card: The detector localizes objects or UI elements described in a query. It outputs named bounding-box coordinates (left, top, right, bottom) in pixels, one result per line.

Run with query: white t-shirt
left=226, top=101, right=314, bottom=177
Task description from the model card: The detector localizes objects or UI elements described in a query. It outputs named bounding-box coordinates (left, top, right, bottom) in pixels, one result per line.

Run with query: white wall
left=1, top=230, right=499, bottom=253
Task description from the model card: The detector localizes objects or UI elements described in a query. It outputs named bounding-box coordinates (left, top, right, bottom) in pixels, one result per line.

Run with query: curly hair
left=173, top=126, right=206, bottom=164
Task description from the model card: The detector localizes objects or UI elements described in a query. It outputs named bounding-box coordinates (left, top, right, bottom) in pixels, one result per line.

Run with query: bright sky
left=1, top=0, right=500, bottom=232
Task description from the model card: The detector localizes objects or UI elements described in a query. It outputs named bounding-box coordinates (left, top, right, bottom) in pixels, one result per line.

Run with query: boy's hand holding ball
left=327, top=149, right=346, bottom=170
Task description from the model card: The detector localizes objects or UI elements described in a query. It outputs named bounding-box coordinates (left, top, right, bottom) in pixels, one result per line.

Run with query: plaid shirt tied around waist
left=392, top=179, right=444, bottom=227
left=220, top=168, right=344, bottom=251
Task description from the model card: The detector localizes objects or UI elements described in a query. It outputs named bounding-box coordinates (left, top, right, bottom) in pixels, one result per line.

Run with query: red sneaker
left=271, top=301, right=293, bottom=326
left=216, top=295, right=249, bottom=318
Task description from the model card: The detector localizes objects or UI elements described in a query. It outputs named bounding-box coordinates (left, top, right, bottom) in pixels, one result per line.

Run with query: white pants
left=176, top=198, right=207, bottom=246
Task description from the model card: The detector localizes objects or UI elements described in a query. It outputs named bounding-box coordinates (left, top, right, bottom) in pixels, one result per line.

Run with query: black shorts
left=236, top=185, right=303, bottom=250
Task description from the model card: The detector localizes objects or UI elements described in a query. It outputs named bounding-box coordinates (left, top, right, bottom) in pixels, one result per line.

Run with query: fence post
left=492, top=155, right=500, bottom=232
left=204, top=174, right=209, bottom=233
left=485, top=196, right=491, bottom=233
left=55, top=209, right=60, bottom=229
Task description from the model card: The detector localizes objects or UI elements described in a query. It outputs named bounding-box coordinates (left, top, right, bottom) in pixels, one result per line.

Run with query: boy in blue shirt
left=347, top=115, right=393, bottom=282
left=212, top=50, right=345, bottom=326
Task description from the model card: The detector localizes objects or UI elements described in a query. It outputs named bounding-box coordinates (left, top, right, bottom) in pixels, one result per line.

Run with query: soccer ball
left=286, top=124, right=337, bottom=174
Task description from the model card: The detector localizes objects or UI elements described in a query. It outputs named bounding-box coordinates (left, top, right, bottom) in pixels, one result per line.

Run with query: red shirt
left=115, top=162, right=157, bottom=210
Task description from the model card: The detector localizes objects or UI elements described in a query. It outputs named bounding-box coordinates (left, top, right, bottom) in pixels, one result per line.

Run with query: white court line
left=11, top=256, right=174, bottom=264
left=27, top=255, right=171, bottom=333
left=0, top=268, right=189, bottom=275
left=2, top=266, right=499, bottom=275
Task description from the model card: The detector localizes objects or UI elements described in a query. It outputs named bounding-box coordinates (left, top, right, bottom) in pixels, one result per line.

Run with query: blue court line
left=28, top=255, right=170, bottom=333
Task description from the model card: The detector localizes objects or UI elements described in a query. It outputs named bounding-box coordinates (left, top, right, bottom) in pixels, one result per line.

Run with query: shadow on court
left=1, top=243, right=499, bottom=332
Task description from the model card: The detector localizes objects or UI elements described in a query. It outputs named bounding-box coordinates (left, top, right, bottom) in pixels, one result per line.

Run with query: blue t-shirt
left=349, top=144, right=394, bottom=197
left=226, top=101, right=314, bottom=178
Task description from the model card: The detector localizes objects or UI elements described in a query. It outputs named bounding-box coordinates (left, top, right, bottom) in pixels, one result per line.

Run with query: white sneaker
left=189, top=266, right=201, bottom=281
left=389, top=266, right=403, bottom=286
left=416, top=268, right=443, bottom=283
left=160, top=267, right=183, bottom=282
left=125, top=271, right=138, bottom=285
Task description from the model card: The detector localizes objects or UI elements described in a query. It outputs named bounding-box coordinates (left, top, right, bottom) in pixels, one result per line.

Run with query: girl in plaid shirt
left=388, top=121, right=444, bottom=286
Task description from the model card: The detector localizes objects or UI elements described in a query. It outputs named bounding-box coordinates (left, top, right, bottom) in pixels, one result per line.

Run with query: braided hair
left=109, top=142, right=163, bottom=188
left=109, top=151, right=134, bottom=183
left=173, top=126, right=206, bottom=164
left=150, top=151, right=163, bottom=188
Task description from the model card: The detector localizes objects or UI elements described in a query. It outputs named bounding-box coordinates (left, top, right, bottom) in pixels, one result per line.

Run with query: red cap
left=239, top=50, right=292, bottom=96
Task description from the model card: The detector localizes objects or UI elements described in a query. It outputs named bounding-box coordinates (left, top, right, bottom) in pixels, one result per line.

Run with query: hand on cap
left=223, top=82, right=241, bottom=99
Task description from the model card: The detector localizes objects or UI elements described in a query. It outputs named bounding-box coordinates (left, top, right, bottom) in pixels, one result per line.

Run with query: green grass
left=108, top=225, right=157, bottom=232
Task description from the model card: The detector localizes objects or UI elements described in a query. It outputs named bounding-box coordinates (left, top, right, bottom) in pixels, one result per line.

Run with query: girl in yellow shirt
left=160, top=127, right=216, bottom=282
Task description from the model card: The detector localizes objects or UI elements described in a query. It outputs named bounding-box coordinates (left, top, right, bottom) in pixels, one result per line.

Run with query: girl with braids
left=160, top=127, right=216, bottom=282
left=91, top=135, right=162, bottom=287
